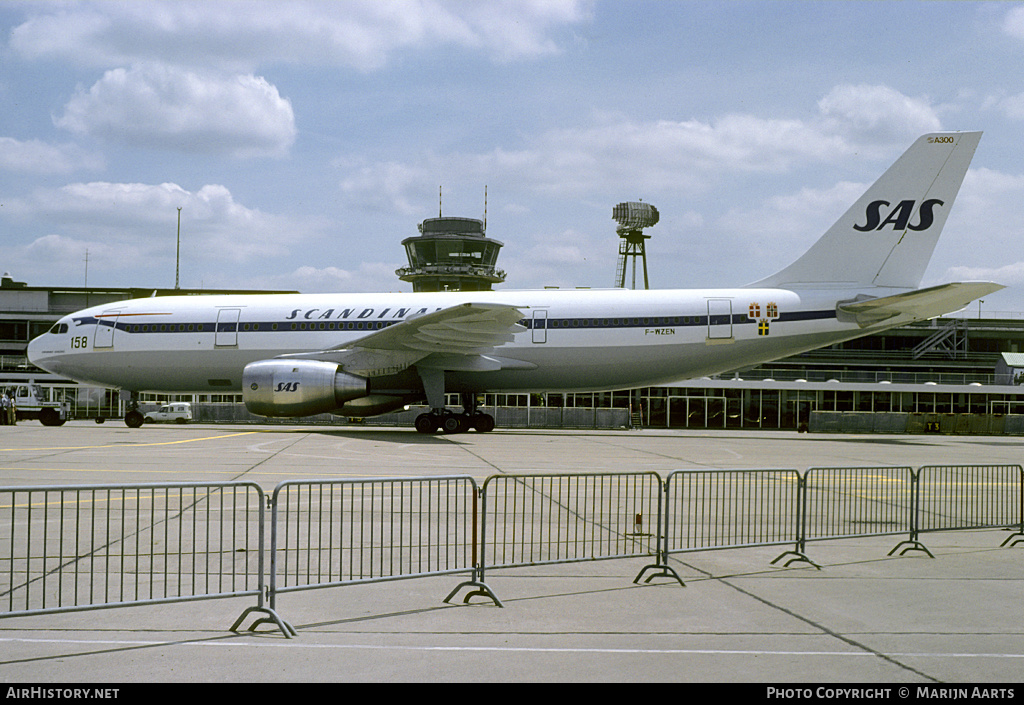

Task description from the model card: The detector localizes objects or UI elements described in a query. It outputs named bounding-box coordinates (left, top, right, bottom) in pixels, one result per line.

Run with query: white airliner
left=28, top=131, right=1002, bottom=432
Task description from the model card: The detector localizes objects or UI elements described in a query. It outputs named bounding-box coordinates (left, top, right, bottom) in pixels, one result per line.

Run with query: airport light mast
left=175, top=207, right=182, bottom=290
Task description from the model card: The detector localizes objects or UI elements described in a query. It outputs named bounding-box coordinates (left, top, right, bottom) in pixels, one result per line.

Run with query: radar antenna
left=612, top=201, right=659, bottom=289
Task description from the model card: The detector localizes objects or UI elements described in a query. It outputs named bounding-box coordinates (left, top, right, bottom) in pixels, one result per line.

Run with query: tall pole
left=175, top=207, right=181, bottom=289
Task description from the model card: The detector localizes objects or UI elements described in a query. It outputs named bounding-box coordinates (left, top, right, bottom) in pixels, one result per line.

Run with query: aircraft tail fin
left=750, top=131, right=982, bottom=290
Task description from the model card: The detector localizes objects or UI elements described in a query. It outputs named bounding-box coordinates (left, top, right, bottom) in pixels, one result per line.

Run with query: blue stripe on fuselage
left=74, top=309, right=839, bottom=335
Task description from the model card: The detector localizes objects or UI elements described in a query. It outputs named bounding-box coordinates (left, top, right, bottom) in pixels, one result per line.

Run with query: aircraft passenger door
left=215, top=308, right=241, bottom=347
left=706, top=299, right=734, bottom=342
left=532, top=310, right=548, bottom=344
left=93, top=310, right=121, bottom=349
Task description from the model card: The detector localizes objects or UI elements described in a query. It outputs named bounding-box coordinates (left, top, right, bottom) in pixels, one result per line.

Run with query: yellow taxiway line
left=0, top=430, right=264, bottom=453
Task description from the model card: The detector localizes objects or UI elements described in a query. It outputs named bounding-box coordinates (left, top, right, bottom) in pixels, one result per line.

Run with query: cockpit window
left=48, top=323, right=69, bottom=335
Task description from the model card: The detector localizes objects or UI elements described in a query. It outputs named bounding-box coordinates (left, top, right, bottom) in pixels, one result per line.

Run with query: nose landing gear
left=121, top=390, right=144, bottom=428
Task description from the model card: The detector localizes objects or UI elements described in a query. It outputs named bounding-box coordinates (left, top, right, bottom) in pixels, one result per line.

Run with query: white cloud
left=981, top=92, right=1024, bottom=121
left=5, top=181, right=186, bottom=227
left=1003, top=5, right=1024, bottom=41
left=928, top=167, right=1024, bottom=293
left=945, top=262, right=1024, bottom=287
left=7, top=233, right=144, bottom=289
left=496, top=227, right=614, bottom=289
left=715, top=180, right=869, bottom=272
left=2, top=181, right=327, bottom=273
left=334, top=84, right=941, bottom=216
left=454, top=0, right=593, bottom=63
left=816, top=84, right=943, bottom=145
left=9, top=1, right=592, bottom=71
left=54, top=64, right=296, bottom=158
left=337, top=158, right=439, bottom=215
left=272, top=262, right=410, bottom=294
left=0, top=137, right=104, bottom=174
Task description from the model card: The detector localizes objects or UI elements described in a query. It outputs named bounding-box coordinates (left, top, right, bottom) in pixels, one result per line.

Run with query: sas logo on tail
left=854, top=199, right=944, bottom=232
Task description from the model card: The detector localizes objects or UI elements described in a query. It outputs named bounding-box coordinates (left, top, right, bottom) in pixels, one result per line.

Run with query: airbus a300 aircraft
left=28, top=131, right=1002, bottom=432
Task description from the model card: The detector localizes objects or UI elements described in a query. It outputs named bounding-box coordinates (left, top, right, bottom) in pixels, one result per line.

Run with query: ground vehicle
left=144, top=402, right=192, bottom=424
left=9, top=383, right=71, bottom=426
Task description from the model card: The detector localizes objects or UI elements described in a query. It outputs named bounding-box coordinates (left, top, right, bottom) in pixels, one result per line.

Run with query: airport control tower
left=397, top=216, right=506, bottom=292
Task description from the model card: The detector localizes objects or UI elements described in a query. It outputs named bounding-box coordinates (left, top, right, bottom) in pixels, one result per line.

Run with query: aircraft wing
left=280, top=302, right=529, bottom=377
left=837, top=282, right=1004, bottom=327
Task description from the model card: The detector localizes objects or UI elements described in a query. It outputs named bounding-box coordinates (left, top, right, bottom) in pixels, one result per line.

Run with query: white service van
left=144, top=403, right=193, bottom=424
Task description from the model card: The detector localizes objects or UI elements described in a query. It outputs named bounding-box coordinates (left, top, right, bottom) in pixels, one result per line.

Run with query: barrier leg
left=442, top=566, right=502, bottom=607
left=999, top=531, right=1023, bottom=548
left=633, top=561, right=686, bottom=587
left=230, top=606, right=297, bottom=638
left=444, top=579, right=503, bottom=607
left=771, top=550, right=821, bottom=569
left=887, top=539, right=934, bottom=558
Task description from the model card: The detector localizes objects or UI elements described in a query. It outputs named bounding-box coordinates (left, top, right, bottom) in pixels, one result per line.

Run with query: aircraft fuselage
left=29, top=286, right=892, bottom=395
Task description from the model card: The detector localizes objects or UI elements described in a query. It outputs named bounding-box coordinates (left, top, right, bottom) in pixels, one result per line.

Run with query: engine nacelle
left=243, top=359, right=369, bottom=417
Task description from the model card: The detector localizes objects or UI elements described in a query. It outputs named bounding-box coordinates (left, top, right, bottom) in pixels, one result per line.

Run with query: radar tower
left=612, top=201, right=659, bottom=289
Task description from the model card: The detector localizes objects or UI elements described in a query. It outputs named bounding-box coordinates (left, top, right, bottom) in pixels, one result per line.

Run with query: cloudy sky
left=3, top=1, right=1024, bottom=313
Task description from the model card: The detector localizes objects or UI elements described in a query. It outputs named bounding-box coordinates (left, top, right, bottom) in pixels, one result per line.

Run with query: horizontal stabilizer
left=837, top=282, right=1004, bottom=327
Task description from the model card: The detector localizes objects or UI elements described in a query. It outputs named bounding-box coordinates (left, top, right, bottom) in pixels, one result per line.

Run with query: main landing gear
left=414, top=410, right=496, bottom=434
left=412, top=372, right=495, bottom=433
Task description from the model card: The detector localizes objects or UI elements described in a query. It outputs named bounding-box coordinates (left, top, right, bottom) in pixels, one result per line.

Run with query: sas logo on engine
left=854, top=199, right=944, bottom=233
left=275, top=382, right=301, bottom=392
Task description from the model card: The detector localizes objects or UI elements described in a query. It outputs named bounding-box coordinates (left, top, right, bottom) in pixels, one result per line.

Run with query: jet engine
left=243, top=359, right=369, bottom=417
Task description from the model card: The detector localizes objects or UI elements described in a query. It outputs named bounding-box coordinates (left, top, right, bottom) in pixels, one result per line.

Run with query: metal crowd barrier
left=916, top=465, right=1024, bottom=548
left=636, top=469, right=805, bottom=581
left=3, top=466, right=1022, bottom=637
left=0, top=482, right=286, bottom=634
left=801, top=466, right=919, bottom=557
left=662, top=469, right=802, bottom=552
left=478, top=472, right=664, bottom=584
left=257, top=476, right=490, bottom=634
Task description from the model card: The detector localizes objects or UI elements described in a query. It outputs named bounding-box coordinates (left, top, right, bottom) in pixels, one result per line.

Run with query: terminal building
left=580, top=316, right=1024, bottom=432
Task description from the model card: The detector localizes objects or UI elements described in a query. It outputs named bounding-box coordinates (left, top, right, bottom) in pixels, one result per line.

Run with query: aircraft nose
left=27, top=333, right=47, bottom=366
left=27, top=326, right=60, bottom=374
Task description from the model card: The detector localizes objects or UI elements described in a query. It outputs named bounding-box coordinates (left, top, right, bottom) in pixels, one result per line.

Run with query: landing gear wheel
left=414, top=413, right=439, bottom=434
left=473, top=413, right=495, bottom=433
left=125, top=410, right=144, bottom=429
left=442, top=414, right=467, bottom=434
